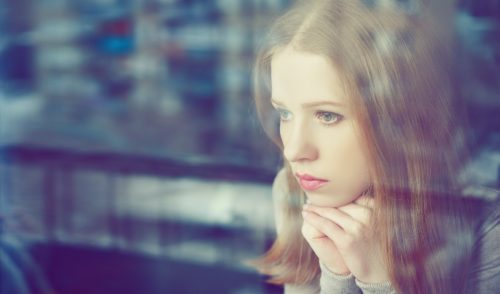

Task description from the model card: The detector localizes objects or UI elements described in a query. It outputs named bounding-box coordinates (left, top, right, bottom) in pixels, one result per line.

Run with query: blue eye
left=276, top=108, right=292, bottom=122
left=315, top=111, right=342, bottom=125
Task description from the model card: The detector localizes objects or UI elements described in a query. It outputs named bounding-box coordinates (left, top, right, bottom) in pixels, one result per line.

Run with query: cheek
left=340, top=144, right=372, bottom=192
left=279, top=124, right=290, bottom=145
left=321, top=130, right=371, bottom=182
left=320, top=129, right=359, bottom=162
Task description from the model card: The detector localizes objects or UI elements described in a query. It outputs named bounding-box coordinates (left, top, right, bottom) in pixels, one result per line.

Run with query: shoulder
left=442, top=188, right=499, bottom=232
left=475, top=193, right=499, bottom=244
left=457, top=190, right=499, bottom=245
left=466, top=192, right=500, bottom=292
left=465, top=190, right=500, bottom=239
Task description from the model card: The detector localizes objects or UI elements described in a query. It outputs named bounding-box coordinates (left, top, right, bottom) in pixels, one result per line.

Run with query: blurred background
left=0, top=0, right=498, bottom=293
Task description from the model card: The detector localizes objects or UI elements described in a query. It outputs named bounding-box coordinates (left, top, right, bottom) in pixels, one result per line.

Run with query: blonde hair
left=253, top=0, right=473, bottom=293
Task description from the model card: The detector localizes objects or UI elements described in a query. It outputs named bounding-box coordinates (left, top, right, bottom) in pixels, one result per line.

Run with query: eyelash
left=315, top=111, right=343, bottom=125
left=276, top=108, right=292, bottom=122
left=275, top=108, right=343, bottom=125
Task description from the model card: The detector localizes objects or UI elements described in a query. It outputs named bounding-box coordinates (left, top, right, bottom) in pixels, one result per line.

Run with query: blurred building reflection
left=1, top=0, right=289, bottom=167
left=1, top=2, right=293, bottom=292
left=1, top=146, right=279, bottom=293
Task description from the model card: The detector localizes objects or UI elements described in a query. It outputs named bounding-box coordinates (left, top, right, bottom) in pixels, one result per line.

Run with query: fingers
left=302, top=210, right=344, bottom=241
left=301, top=217, right=325, bottom=240
left=337, top=204, right=372, bottom=225
left=303, top=201, right=373, bottom=233
left=301, top=215, right=338, bottom=251
left=303, top=204, right=354, bottom=230
left=301, top=195, right=375, bottom=248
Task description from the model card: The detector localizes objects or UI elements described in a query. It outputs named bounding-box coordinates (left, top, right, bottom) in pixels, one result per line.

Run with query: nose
left=282, top=122, right=318, bottom=163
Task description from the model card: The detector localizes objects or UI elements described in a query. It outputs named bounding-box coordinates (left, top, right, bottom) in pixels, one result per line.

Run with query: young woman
left=252, top=0, right=499, bottom=293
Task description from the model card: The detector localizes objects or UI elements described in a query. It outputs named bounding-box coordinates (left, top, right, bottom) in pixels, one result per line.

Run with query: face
left=271, top=47, right=372, bottom=207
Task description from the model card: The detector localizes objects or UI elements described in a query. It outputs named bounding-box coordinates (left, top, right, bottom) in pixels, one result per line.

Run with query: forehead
left=270, top=47, right=346, bottom=104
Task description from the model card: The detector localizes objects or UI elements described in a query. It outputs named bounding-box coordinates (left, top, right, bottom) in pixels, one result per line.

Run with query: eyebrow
left=271, top=99, right=344, bottom=108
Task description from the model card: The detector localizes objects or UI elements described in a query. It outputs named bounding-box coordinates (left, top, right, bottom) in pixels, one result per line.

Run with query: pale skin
left=271, top=46, right=389, bottom=283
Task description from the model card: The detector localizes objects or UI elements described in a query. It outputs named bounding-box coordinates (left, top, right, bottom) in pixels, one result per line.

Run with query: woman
left=252, top=0, right=499, bottom=293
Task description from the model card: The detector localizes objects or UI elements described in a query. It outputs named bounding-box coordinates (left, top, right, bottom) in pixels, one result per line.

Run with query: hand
left=301, top=212, right=350, bottom=275
left=301, top=195, right=389, bottom=283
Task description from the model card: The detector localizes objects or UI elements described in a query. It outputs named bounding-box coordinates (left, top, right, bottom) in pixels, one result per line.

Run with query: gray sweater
left=271, top=170, right=500, bottom=294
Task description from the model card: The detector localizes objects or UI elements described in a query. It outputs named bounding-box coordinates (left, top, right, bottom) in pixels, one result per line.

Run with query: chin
left=304, top=192, right=351, bottom=207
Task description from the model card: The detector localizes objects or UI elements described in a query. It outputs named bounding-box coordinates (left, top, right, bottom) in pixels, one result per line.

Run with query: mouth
left=295, top=173, right=329, bottom=191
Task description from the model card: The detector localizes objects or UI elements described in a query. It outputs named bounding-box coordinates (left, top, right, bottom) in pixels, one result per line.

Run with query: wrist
left=353, top=255, right=389, bottom=283
left=355, top=278, right=393, bottom=291
left=319, top=262, right=351, bottom=277
left=354, top=271, right=390, bottom=284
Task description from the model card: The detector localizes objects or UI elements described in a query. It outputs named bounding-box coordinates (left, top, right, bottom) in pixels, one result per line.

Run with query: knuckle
left=338, top=236, right=354, bottom=250
left=301, top=224, right=312, bottom=239
left=351, top=222, right=364, bottom=236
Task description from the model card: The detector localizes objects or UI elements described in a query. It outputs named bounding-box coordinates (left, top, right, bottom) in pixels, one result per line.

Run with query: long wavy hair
left=253, top=0, right=475, bottom=293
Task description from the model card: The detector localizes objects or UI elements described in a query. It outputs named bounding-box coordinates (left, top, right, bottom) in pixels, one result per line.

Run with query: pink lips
left=296, top=173, right=328, bottom=191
